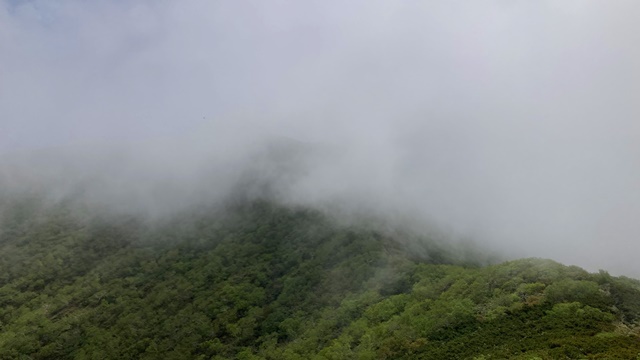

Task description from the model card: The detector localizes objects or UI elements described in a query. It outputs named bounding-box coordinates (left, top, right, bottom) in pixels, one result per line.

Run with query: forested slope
left=0, top=196, right=639, bottom=359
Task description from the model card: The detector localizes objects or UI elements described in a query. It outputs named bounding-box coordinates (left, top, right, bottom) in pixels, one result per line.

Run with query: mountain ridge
left=0, top=196, right=639, bottom=359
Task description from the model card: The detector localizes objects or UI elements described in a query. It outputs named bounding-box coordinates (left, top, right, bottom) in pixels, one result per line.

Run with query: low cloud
left=1, top=0, right=639, bottom=276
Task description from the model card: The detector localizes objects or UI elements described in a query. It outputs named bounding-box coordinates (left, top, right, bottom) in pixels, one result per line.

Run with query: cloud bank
left=1, top=0, right=639, bottom=275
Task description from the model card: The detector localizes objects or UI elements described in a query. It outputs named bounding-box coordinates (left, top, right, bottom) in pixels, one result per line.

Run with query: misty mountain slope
left=0, top=196, right=639, bottom=359
left=3, top=0, right=640, bottom=358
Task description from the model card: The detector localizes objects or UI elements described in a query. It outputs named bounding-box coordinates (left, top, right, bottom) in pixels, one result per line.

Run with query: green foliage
left=0, top=197, right=639, bottom=359
left=544, top=279, right=608, bottom=307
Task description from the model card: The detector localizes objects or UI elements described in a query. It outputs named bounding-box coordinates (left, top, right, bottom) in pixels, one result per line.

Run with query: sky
left=1, top=0, right=639, bottom=275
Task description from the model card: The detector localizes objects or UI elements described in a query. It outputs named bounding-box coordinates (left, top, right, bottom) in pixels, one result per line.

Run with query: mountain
left=0, top=194, right=639, bottom=359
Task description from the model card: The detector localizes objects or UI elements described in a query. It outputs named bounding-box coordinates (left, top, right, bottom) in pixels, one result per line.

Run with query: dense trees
left=0, top=197, right=639, bottom=359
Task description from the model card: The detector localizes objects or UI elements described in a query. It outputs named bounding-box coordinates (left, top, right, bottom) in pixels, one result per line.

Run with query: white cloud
left=1, top=0, right=639, bottom=275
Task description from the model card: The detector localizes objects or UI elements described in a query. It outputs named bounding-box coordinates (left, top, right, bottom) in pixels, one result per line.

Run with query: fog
left=1, top=0, right=639, bottom=276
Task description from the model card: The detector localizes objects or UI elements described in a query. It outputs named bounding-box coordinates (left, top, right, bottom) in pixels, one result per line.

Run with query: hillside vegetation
left=0, top=196, right=639, bottom=359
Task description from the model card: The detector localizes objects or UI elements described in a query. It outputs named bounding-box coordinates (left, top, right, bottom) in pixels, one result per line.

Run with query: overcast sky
left=1, top=0, right=639, bottom=276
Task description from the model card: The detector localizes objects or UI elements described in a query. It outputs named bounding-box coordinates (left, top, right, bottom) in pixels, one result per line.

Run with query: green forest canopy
left=0, top=195, right=639, bottom=359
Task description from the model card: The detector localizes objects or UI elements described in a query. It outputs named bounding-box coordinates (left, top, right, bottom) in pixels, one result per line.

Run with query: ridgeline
left=0, top=196, right=639, bottom=359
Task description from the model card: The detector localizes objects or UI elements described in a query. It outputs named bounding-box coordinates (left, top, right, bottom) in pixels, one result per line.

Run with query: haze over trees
left=0, top=188, right=639, bottom=359
left=1, top=0, right=640, bottom=358
left=0, top=143, right=639, bottom=359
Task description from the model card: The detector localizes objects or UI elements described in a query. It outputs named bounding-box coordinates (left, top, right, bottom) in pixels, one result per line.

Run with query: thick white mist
left=1, top=0, right=639, bottom=276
